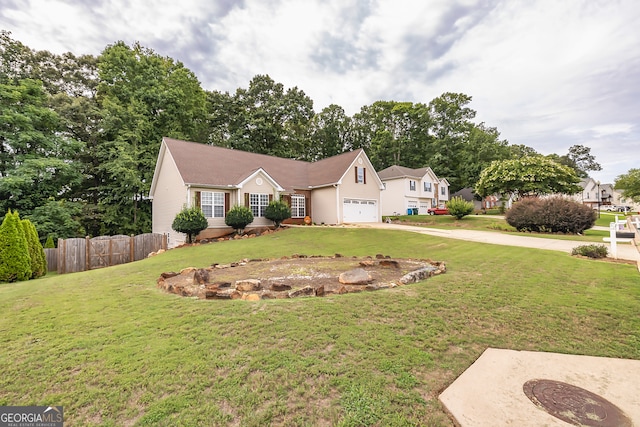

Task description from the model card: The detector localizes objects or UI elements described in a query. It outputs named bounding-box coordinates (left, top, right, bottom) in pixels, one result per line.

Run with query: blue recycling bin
left=407, top=208, right=413, bottom=215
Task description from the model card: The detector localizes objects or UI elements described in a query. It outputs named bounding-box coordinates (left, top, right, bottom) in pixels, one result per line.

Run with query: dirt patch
left=157, top=254, right=446, bottom=300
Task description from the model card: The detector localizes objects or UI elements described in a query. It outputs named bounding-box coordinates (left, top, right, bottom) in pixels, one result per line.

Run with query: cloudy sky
left=2, top=0, right=639, bottom=183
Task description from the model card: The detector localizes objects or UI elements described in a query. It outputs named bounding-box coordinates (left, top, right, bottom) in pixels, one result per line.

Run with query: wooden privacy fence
left=50, top=233, right=167, bottom=274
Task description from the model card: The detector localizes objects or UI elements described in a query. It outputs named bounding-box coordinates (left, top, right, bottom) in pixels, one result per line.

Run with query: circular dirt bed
left=157, top=255, right=446, bottom=300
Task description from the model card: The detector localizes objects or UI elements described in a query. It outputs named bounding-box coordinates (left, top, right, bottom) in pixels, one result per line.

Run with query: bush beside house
left=265, top=200, right=291, bottom=228
left=172, top=206, right=209, bottom=244
left=225, top=206, right=254, bottom=234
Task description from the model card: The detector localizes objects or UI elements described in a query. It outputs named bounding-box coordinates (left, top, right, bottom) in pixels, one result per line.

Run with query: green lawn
left=1, top=227, right=639, bottom=426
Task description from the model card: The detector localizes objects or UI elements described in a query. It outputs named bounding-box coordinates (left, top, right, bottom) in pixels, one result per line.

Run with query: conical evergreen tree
left=22, top=219, right=46, bottom=279
left=44, top=235, right=55, bottom=249
left=0, top=210, right=32, bottom=282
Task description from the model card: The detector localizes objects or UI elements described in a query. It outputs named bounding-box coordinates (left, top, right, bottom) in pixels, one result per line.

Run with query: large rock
left=269, top=282, right=292, bottom=292
left=398, top=267, right=437, bottom=285
left=289, top=286, right=314, bottom=298
left=339, top=268, right=372, bottom=285
left=379, top=260, right=399, bottom=268
left=235, top=279, right=262, bottom=291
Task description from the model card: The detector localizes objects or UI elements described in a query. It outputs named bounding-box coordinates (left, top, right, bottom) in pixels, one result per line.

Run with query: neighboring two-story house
left=377, top=165, right=449, bottom=216
left=149, top=138, right=384, bottom=247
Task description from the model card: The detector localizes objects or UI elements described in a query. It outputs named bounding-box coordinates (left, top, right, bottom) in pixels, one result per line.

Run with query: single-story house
left=377, top=165, right=449, bottom=216
left=450, top=188, right=500, bottom=211
left=149, top=137, right=384, bottom=247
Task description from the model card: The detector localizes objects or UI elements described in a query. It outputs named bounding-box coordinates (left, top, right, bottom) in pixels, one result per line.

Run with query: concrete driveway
left=355, top=222, right=640, bottom=264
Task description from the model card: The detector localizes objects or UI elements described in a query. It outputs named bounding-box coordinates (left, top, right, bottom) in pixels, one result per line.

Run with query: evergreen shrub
left=225, top=206, right=254, bottom=234
left=0, top=210, right=32, bottom=282
left=171, top=206, right=208, bottom=243
left=265, top=200, right=291, bottom=227
left=22, top=219, right=47, bottom=279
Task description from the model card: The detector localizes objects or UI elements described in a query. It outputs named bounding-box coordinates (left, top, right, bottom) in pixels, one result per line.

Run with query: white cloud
left=1, top=0, right=639, bottom=182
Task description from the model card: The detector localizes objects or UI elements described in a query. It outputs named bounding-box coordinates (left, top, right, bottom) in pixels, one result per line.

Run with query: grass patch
left=394, top=214, right=607, bottom=242
left=1, top=227, right=639, bottom=426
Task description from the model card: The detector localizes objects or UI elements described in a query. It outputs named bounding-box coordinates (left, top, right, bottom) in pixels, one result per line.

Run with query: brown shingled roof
left=162, top=138, right=364, bottom=191
left=377, top=165, right=427, bottom=180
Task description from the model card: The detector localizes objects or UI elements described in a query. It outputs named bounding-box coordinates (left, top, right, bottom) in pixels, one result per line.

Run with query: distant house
left=377, top=165, right=449, bottom=216
left=573, top=178, right=617, bottom=209
left=149, top=138, right=384, bottom=247
left=451, top=188, right=500, bottom=211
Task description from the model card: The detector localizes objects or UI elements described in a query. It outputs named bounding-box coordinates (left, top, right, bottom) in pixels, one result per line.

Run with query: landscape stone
left=158, top=256, right=446, bottom=301
left=235, top=279, right=262, bottom=291
left=339, top=268, right=373, bottom=285
left=379, top=260, right=400, bottom=268
left=289, top=286, right=315, bottom=297
left=269, top=282, right=292, bottom=291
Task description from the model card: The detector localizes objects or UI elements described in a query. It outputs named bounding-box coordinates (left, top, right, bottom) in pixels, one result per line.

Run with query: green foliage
left=0, top=78, right=83, bottom=215
left=264, top=199, right=291, bottom=228
left=171, top=206, right=208, bottom=244
left=21, top=219, right=46, bottom=279
left=475, top=155, right=582, bottom=198
left=615, top=168, right=640, bottom=203
left=571, top=244, right=608, bottom=259
left=44, top=235, right=55, bottom=248
left=224, top=205, right=254, bottom=234
left=0, top=210, right=32, bottom=282
left=96, top=41, right=209, bottom=235
left=547, top=145, right=602, bottom=178
left=505, top=197, right=596, bottom=234
left=446, top=196, right=475, bottom=219
left=222, top=74, right=315, bottom=158
left=28, top=200, right=84, bottom=243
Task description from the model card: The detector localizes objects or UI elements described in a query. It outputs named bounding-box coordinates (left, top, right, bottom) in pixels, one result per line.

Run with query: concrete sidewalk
left=355, top=222, right=640, bottom=264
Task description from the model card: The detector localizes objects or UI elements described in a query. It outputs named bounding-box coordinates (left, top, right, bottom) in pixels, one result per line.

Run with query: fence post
left=163, top=233, right=168, bottom=250
left=59, top=239, right=65, bottom=274
left=85, top=236, right=90, bottom=271
left=609, top=222, right=618, bottom=259
left=130, top=235, right=134, bottom=263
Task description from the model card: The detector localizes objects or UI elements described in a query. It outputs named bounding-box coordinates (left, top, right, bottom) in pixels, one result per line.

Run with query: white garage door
left=343, top=199, right=378, bottom=223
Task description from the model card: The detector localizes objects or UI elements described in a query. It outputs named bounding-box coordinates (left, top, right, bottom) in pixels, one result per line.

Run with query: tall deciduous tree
left=614, top=168, right=640, bottom=203
left=547, top=145, right=602, bottom=178
left=427, top=92, right=475, bottom=191
left=306, top=104, right=351, bottom=161
left=96, top=41, right=209, bottom=234
left=0, top=79, right=83, bottom=215
left=226, top=75, right=315, bottom=158
left=349, top=101, right=431, bottom=170
left=474, top=155, right=582, bottom=198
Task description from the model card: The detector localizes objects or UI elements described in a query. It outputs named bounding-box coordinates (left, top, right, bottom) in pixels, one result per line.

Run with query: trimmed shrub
left=225, top=206, right=254, bottom=234
left=506, top=197, right=596, bottom=234
left=446, top=196, right=474, bottom=220
left=265, top=200, right=291, bottom=228
left=44, top=235, right=55, bottom=248
left=22, top=219, right=47, bottom=279
left=0, top=210, right=32, bottom=282
left=572, top=244, right=608, bottom=259
left=172, top=206, right=208, bottom=243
